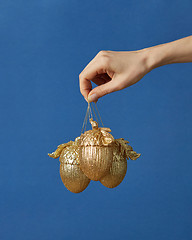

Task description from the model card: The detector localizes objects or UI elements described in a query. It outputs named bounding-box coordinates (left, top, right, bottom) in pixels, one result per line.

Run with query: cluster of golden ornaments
left=48, top=113, right=141, bottom=193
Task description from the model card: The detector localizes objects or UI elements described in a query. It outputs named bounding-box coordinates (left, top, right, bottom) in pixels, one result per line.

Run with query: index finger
left=79, top=54, right=108, bottom=100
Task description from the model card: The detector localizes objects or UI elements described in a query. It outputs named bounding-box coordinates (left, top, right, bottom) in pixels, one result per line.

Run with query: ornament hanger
left=81, top=102, right=104, bottom=134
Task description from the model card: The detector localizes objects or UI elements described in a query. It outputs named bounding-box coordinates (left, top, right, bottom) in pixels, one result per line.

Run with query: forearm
left=144, top=36, right=192, bottom=70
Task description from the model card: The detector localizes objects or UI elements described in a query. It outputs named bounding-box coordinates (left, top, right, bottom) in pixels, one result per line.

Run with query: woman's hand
left=79, top=36, right=192, bottom=102
left=79, top=50, right=151, bottom=102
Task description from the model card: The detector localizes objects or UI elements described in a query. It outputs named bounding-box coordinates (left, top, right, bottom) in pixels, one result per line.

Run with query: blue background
left=0, top=0, right=192, bottom=239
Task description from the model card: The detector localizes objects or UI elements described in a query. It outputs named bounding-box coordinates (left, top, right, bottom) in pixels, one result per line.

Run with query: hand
left=79, top=36, right=192, bottom=102
left=79, top=50, right=151, bottom=102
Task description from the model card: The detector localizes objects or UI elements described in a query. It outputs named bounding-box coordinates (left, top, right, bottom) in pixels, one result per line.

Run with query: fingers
left=92, top=74, right=111, bottom=86
left=92, top=77, right=107, bottom=86
left=79, top=79, right=92, bottom=102
left=79, top=51, right=111, bottom=101
left=88, top=78, right=121, bottom=102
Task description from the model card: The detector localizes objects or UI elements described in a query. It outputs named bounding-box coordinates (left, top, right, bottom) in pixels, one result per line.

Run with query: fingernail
left=88, top=93, right=98, bottom=103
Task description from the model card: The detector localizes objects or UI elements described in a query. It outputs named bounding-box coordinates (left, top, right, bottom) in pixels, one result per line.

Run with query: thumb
left=87, top=80, right=118, bottom=102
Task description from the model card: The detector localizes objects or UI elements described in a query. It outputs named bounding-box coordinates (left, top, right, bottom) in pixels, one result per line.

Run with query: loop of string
left=81, top=103, right=90, bottom=134
left=94, top=102, right=104, bottom=127
left=89, top=102, right=93, bottom=120
left=81, top=102, right=104, bottom=134
left=91, top=102, right=99, bottom=125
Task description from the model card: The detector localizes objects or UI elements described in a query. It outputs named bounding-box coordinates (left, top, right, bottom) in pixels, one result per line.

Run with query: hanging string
left=88, top=102, right=93, bottom=120
left=91, top=102, right=100, bottom=126
left=81, top=102, right=104, bottom=134
left=81, top=104, right=90, bottom=134
left=85, top=103, right=91, bottom=132
left=94, top=102, right=104, bottom=127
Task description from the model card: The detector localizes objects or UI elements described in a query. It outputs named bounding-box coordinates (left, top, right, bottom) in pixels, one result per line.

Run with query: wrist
left=140, top=46, right=165, bottom=72
left=140, top=37, right=192, bottom=70
left=140, top=42, right=177, bottom=72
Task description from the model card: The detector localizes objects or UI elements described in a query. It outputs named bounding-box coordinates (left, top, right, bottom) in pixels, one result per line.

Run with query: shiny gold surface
left=100, top=138, right=141, bottom=188
left=116, top=138, right=141, bottom=160
left=59, top=163, right=90, bottom=193
left=59, top=143, right=90, bottom=193
left=79, top=145, right=113, bottom=181
left=100, top=141, right=127, bottom=188
left=79, top=119, right=114, bottom=181
left=48, top=116, right=141, bottom=191
left=80, top=119, right=114, bottom=146
left=48, top=141, right=73, bottom=159
left=48, top=137, right=90, bottom=193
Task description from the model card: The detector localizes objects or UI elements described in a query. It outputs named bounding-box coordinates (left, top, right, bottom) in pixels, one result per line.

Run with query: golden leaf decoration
left=127, top=151, right=141, bottom=160
left=48, top=141, right=73, bottom=159
left=80, top=119, right=114, bottom=146
left=116, top=138, right=141, bottom=160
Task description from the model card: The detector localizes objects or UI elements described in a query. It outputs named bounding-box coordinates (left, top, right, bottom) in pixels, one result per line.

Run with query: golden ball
left=79, top=119, right=114, bottom=181
left=100, top=141, right=127, bottom=188
left=59, top=139, right=90, bottom=193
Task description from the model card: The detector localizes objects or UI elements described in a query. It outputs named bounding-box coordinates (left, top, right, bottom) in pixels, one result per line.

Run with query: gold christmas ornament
left=100, top=138, right=141, bottom=188
left=48, top=137, right=90, bottom=193
left=48, top=102, right=141, bottom=192
left=79, top=118, right=114, bottom=181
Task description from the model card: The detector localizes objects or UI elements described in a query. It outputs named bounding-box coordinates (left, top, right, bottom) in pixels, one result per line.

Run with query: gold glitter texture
left=48, top=137, right=90, bottom=193
left=100, top=138, right=141, bottom=188
left=79, top=118, right=114, bottom=181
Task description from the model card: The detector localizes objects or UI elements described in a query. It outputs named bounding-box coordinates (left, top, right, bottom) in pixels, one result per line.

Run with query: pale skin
left=79, top=36, right=192, bottom=102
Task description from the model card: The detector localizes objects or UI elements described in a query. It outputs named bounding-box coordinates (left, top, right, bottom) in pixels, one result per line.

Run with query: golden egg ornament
left=48, top=137, right=91, bottom=193
left=79, top=118, right=114, bottom=181
left=100, top=138, right=141, bottom=188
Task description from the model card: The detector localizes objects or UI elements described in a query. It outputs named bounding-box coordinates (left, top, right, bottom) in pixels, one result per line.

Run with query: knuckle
left=103, top=56, right=110, bottom=66
left=98, top=50, right=110, bottom=58
left=98, top=50, right=107, bottom=56
left=98, top=51, right=111, bottom=66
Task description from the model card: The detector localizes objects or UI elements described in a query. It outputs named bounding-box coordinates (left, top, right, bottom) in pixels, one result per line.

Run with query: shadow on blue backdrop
left=0, top=1, right=192, bottom=240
